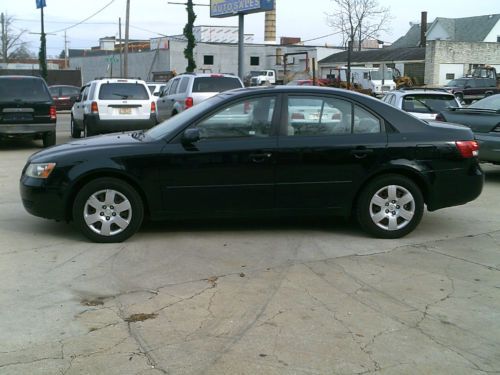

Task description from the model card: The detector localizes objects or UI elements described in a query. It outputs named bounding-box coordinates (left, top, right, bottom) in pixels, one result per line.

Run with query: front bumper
left=20, top=176, right=67, bottom=221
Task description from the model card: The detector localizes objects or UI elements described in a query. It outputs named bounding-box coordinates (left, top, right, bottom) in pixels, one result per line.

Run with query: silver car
left=156, top=73, right=244, bottom=122
left=381, top=88, right=461, bottom=121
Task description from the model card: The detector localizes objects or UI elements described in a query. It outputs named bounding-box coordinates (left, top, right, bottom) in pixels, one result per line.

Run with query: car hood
left=29, top=132, right=146, bottom=162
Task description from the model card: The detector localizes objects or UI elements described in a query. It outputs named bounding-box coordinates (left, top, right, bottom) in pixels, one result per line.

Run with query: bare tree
left=326, top=0, right=391, bottom=51
left=1, top=13, right=29, bottom=63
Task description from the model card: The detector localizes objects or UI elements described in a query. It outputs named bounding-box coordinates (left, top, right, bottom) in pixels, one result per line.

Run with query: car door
left=275, top=93, right=388, bottom=214
left=158, top=94, right=279, bottom=215
left=158, top=77, right=180, bottom=121
left=72, top=85, right=88, bottom=126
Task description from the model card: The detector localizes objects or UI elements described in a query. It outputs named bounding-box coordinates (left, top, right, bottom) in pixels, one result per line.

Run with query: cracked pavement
left=1, top=115, right=500, bottom=374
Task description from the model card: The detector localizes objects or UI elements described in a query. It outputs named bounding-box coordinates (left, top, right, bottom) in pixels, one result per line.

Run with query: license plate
left=119, top=108, right=132, bottom=115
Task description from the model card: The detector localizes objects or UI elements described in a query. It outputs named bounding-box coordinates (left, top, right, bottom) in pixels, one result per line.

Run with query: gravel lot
left=1, top=113, right=499, bottom=374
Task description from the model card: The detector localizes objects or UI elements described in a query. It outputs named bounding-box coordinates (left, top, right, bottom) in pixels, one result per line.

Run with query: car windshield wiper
left=112, top=93, right=130, bottom=99
left=414, top=99, right=435, bottom=113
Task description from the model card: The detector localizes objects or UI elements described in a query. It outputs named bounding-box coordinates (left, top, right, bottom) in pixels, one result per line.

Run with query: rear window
left=0, top=78, right=51, bottom=102
left=402, top=94, right=458, bottom=114
left=61, top=87, right=80, bottom=96
left=98, top=83, right=149, bottom=100
left=192, top=77, right=242, bottom=93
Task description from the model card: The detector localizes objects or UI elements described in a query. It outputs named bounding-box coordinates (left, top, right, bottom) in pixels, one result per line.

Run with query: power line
left=47, top=0, right=116, bottom=34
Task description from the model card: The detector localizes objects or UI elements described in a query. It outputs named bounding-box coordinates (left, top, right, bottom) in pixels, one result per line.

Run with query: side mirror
left=153, top=92, right=160, bottom=97
left=182, top=128, right=200, bottom=144
left=76, top=95, right=82, bottom=102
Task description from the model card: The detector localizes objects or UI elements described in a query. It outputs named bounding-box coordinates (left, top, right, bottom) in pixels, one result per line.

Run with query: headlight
left=25, top=163, right=56, bottom=179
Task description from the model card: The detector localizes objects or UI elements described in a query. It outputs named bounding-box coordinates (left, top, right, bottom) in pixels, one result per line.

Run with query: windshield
left=146, top=94, right=224, bottom=140
left=446, top=79, right=466, bottom=87
left=469, top=94, right=500, bottom=110
left=370, top=70, right=393, bottom=80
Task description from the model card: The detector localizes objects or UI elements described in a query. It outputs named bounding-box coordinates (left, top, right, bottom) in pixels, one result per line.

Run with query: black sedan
left=20, top=86, right=484, bottom=243
left=436, top=94, right=500, bottom=164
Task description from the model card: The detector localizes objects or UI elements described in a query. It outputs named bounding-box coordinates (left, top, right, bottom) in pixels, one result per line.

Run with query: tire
left=71, top=115, right=81, bottom=138
left=356, top=174, right=424, bottom=239
left=42, top=131, right=56, bottom=148
left=72, top=177, right=144, bottom=243
left=83, top=118, right=93, bottom=137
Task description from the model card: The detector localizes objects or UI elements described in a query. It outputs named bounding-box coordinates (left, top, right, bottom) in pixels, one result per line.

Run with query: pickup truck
left=436, top=94, right=500, bottom=164
left=444, top=77, right=498, bottom=103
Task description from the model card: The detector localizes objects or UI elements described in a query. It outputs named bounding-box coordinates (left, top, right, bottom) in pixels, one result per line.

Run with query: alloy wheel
left=83, top=189, right=132, bottom=236
left=369, top=184, right=415, bottom=231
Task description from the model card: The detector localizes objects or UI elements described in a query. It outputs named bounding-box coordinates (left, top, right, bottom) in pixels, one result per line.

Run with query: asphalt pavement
left=0, top=113, right=499, bottom=374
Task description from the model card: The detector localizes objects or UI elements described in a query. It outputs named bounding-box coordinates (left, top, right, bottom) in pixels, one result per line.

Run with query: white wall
left=427, top=22, right=452, bottom=41
left=438, top=63, right=465, bottom=85
left=484, top=20, right=500, bottom=42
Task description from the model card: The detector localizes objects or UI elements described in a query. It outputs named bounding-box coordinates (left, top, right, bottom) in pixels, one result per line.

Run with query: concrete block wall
left=425, top=40, right=500, bottom=85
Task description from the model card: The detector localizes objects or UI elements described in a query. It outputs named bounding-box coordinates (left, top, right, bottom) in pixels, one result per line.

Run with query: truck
left=248, top=70, right=283, bottom=86
left=324, top=67, right=396, bottom=96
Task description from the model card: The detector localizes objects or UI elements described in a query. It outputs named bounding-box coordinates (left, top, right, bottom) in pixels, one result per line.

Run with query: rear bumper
left=426, top=162, right=484, bottom=211
left=86, top=114, right=156, bottom=134
left=0, top=123, right=56, bottom=136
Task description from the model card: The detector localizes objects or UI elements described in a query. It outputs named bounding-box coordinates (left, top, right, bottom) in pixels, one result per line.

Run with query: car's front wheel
left=356, top=175, right=424, bottom=239
left=73, top=178, right=144, bottom=243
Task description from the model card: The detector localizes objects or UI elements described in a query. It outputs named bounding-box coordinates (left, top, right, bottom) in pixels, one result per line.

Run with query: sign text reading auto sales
left=210, top=0, right=274, bottom=18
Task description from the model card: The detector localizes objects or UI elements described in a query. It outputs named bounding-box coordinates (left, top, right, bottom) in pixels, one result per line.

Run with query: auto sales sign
left=210, top=0, right=275, bottom=18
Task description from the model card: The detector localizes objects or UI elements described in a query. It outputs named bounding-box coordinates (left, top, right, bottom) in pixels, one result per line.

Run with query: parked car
left=0, top=75, right=56, bottom=147
left=70, top=78, right=156, bottom=138
left=49, top=85, right=80, bottom=111
left=443, top=77, right=498, bottom=103
left=155, top=73, right=244, bottom=122
left=381, top=89, right=461, bottom=121
left=147, top=82, right=166, bottom=97
left=20, top=86, right=483, bottom=243
left=436, top=94, right=500, bottom=164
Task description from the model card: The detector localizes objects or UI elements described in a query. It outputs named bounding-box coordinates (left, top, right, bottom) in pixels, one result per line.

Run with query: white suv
left=71, top=78, right=156, bottom=137
left=156, top=73, right=244, bottom=122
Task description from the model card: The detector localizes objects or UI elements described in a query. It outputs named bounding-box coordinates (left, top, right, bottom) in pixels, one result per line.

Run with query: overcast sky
left=3, top=0, right=499, bottom=57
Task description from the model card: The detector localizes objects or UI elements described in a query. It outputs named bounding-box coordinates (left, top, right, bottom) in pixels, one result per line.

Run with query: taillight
left=49, top=105, right=57, bottom=120
left=150, top=101, right=156, bottom=113
left=291, top=112, right=304, bottom=119
left=332, top=112, right=342, bottom=120
left=91, top=101, right=99, bottom=114
left=185, top=97, right=194, bottom=109
left=455, top=140, right=479, bottom=158
left=435, top=113, right=445, bottom=122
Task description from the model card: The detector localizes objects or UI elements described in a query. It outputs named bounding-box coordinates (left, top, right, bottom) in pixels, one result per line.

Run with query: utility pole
left=123, top=0, right=130, bottom=77
left=64, top=30, right=69, bottom=69
left=119, top=17, right=123, bottom=77
left=1, top=13, right=7, bottom=63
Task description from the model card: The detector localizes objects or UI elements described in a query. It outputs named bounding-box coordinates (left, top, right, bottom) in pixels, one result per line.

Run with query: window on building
left=250, top=56, right=259, bottom=66
left=446, top=73, right=455, bottom=80
left=204, top=55, right=214, bottom=65
left=497, top=36, right=500, bottom=43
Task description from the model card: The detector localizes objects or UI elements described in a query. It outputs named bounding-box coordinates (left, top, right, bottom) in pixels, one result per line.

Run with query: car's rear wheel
left=83, top=119, right=93, bottom=137
left=356, top=175, right=423, bottom=239
left=42, top=131, right=56, bottom=148
left=73, top=178, right=144, bottom=243
left=71, top=115, right=81, bottom=138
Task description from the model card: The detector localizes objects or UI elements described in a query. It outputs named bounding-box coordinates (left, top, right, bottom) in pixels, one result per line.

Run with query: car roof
left=390, top=89, right=455, bottom=97
left=87, top=78, right=147, bottom=84
left=176, top=73, right=239, bottom=78
left=0, top=75, right=45, bottom=80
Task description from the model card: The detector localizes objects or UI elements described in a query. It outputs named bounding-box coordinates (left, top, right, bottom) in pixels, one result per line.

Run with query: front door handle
left=249, top=153, right=272, bottom=163
left=350, top=148, right=373, bottom=159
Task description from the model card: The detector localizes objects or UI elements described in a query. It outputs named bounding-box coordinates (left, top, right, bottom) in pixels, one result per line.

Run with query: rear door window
left=178, top=77, right=190, bottom=94
left=192, top=77, right=242, bottom=93
left=98, top=83, right=149, bottom=100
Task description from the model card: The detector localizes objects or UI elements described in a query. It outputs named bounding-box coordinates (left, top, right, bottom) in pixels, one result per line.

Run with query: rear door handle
left=249, top=153, right=272, bottom=163
left=350, top=148, right=373, bottom=159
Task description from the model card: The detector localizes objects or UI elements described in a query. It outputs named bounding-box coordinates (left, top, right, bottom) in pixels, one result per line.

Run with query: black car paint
left=21, top=86, right=483, bottom=227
